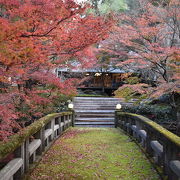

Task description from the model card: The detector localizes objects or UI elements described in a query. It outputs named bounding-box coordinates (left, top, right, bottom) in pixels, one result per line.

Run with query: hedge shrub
left=122, top=104, right=176, bottom=123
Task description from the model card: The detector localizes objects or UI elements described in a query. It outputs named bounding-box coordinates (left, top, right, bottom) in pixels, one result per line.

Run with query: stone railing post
left=61, top=115, right=65, bottom=131
left=57, top=116, right=62, bottom=135
left=14, top=143, right=25, bottom=179
left=64, top=115, right=68, bottom=128
left=163, top=142, right=180, bottom=179
left=41, top=127, right=45, bottom=152
left=24, top=139, right=29, bottom=172
left=143, top=126, right=153, bottom=156
left=51, top=118, right=55, bottom=140
left=35, top=129, right=44, bottom=155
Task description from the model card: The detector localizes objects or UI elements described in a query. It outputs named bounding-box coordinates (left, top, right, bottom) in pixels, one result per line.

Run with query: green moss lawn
left=27, top=128, right=159, bottom=180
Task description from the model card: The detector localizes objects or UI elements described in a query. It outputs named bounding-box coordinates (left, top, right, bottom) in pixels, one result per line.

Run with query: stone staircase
left=73, top=97, right=125, bottom=127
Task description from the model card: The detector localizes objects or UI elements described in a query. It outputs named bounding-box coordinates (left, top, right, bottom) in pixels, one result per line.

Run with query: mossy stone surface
left=0, top=112, right=72, bottom=160
left=117, top=112, right=180, bottom=147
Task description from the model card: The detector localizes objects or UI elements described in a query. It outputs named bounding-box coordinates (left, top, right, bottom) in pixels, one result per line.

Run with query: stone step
left=76, top=115, right=114, bottom=118
left=74, top=99, right=122, bottom=101
left=74, top=102, right=122, bottom=104
left=73, top=97, right=121, bottom=128
left=74, top=100, right=122, bottom=102
left=75, top=118, right=114, bottom=122
left=74, top=97, right=137, bottom=100
left=76, top=110, right=114, bottom=114
left=74, top=101, right=122, bottom=104
left=74, top=104, right=119, bottom=107
left=74, top=98, right=137, bottom=102
left=74, top=104, right=120, bottom=107
left=76, top=113, right=115, bottom=116
left=74, top=107, right=116, bottom=110
left=75, top=121, right=114, bottom=125
left=74, top=97, right=123, bottom=100
left=74, top=105, right=116, bottom=109
left=74, top=102, right=133, bottom=105
left=74, top=103, right=118, bottom=105
left=75, top=124, right=115, bottom=128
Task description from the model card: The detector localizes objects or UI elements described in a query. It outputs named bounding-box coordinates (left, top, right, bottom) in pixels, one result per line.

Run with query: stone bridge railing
left=0, top=111, right=74, bottom=180
left=115, top=111, right=180, bottom=180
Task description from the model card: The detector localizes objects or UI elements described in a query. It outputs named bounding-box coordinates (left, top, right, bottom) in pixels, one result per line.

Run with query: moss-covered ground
left=27, top=128, right=159, bottom=180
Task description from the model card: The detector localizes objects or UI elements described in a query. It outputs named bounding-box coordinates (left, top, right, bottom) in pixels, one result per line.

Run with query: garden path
left=27, top=127, right=159, bottom=180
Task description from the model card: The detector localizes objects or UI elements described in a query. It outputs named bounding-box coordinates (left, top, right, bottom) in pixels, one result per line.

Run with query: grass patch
left=27, top=128, right=159, bottom=180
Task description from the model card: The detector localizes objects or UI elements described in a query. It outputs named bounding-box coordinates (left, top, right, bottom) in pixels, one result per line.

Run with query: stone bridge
left=0, top=97, right=179, bottom=180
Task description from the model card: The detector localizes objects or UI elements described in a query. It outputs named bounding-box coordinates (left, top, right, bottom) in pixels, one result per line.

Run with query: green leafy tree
left=88, top=0, right=127, bottom=15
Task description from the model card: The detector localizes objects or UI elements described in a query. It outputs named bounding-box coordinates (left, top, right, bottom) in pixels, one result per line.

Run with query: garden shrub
left=114, top=85, right=148, bottom=102
left=114, top=86, right=134, bottom=100
left=122, top=104, right=176, bottom=123
left=125, top=76, right=140, bottom=85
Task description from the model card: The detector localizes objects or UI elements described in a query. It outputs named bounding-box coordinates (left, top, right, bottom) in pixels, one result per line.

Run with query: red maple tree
left=0, top=0, right=113, bottom=140
left=95, top=0, right=180, bottom=130
left=99, top=0, right=180, bottom=97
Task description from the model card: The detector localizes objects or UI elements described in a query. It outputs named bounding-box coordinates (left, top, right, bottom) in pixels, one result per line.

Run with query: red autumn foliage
left=0, top=0, right=113, bottom=140
left=99, top=0, right=180, bottom=97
